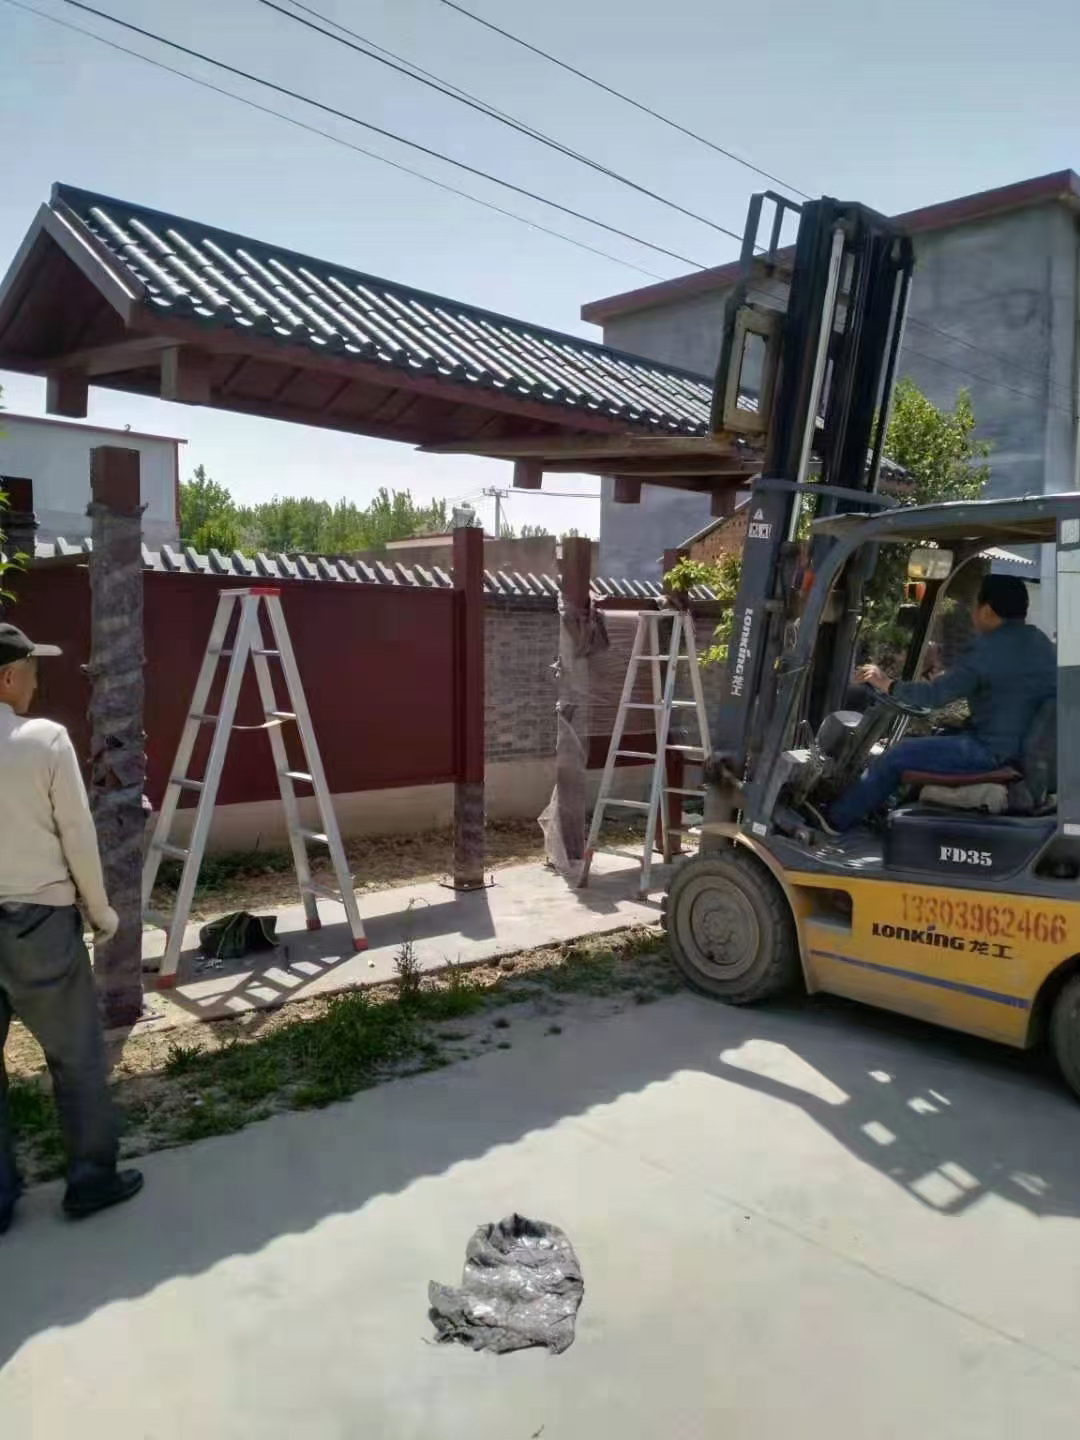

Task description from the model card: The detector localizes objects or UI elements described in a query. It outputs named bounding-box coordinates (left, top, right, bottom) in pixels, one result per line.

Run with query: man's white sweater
left=0, top=702, right=111, bottom=920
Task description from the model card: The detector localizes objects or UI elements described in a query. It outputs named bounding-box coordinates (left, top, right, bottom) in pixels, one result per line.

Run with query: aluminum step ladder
left=142, top=587, right=367, bottom=986
left=579, top=608, right=712, bottom=893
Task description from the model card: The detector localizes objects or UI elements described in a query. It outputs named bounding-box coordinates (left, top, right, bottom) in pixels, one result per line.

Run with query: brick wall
left=484, top=603, right=559, bottom=761
left=483, top=603, right=726, bottom=764
left=692, top=510, right=748, bottom=564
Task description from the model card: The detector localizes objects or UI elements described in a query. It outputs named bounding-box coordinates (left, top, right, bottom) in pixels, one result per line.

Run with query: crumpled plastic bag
left=428, top=1214, right=584, bottom=1354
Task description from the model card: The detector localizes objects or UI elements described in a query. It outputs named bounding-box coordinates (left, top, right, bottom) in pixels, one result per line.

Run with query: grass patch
left=8, top=1079, right=66, bottom=1179
left=8, top=925, right=679, bottom=1182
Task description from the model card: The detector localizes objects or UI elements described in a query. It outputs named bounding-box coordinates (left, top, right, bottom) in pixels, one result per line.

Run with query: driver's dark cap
left=0, top=623, right=62, bottom=667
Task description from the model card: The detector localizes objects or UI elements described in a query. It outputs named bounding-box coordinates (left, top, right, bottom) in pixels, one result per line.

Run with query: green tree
left=666, top=381, right=991, bottom=664
left=180, top=466, right=450, bottom=556
left=179, top=464, right=239, bottom=552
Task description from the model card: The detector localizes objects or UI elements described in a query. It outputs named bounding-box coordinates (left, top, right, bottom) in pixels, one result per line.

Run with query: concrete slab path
left=4, top=989, right=1080, bottom=1437
left=143, top=850, right=668, bottom=1029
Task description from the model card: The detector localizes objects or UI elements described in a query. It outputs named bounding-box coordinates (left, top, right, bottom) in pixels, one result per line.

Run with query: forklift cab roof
left=811, top=492, right=1080, bottom=553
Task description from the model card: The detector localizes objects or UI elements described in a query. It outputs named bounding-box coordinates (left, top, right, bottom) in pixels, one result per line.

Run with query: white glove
left=91, top=907, right=120, bottom=944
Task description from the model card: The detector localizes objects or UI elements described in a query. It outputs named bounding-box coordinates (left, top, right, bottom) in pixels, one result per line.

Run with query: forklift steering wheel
left=871, top=690, right=931, bottom=720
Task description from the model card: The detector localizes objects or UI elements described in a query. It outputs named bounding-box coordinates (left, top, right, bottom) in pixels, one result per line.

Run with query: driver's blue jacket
left=891, top=618, right=1056, bottom=763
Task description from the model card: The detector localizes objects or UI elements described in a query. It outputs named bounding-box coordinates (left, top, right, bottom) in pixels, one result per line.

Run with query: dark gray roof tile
left=53, top=185, right=713, bottom=435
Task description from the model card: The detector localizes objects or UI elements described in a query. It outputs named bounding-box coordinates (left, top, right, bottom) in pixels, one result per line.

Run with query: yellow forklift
left=662, top=191, right=1080, bottom=1098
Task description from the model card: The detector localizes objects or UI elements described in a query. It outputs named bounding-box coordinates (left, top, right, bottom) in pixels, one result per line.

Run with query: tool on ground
left=142, top=587, right=366, bottom=985
left=579, top=608, right=711, bottom=893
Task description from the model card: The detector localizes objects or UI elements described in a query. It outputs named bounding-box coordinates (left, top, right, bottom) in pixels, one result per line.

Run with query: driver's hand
left=855, top=664, right=891, bottom=694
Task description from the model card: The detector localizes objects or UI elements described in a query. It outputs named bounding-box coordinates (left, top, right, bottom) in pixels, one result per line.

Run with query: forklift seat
left=900, top=765, right=1020, bottom=789
left=902, top=696, right=1057, bottom=815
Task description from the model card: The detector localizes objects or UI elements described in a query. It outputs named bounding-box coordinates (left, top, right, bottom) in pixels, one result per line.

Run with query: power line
left=59, top=0, right=712, bottom=271
left=898, top=343, right=1076, bottom=419
left=256, top=0, right=747, bottom=245
left=439, top=0, right=811, bottom=202
left=0, top=0, right=669, bottom=283
left=746, top=286, right=1076, bottom=414
left=905, top=315, right=1076, bottom=406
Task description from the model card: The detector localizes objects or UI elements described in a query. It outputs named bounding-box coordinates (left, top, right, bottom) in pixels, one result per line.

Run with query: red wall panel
left=8, top=568, right=456, bottom=805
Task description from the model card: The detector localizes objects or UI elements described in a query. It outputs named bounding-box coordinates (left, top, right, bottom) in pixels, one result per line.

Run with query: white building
left=0, top=412, right=184, bottom=547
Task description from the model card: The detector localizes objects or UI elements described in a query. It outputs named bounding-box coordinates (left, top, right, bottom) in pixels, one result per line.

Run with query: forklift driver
left=820, top=574, right=1055, bottom=833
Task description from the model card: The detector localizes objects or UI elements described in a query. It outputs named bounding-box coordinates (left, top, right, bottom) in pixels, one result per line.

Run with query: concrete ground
left=4, top=985, right=1080, bottom=1437
left=142, top=850, right=667, bottom=1029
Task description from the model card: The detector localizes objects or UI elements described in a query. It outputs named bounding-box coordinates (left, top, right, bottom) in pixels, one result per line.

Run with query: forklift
left=662, top=191, right=1080, bottom=1099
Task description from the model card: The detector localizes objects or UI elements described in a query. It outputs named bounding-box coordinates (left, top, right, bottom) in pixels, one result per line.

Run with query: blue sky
left=2, top=0, right=1078, bottom=537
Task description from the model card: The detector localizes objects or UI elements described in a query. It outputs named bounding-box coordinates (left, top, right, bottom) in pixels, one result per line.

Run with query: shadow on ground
left=3, top=983, right=1079, bottom=1370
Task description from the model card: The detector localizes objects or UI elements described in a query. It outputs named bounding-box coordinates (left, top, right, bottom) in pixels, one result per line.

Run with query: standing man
left=0, top=622, right=143, bottom=1234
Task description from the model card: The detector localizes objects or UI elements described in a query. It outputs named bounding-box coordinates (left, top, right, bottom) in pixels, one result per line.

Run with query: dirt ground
left=150, top=817, right=549, bottom=920
left=6, top=926, right=678, bottom=1183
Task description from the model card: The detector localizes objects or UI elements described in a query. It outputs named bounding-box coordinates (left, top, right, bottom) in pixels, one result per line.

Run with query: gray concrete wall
left=597, top=203, right=1080, bottom=605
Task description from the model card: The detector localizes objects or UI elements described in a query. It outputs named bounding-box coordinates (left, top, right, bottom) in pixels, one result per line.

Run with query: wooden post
left=0, top=476, right=37, bottom=563
left=88, top=447, right=146, bottom=1027
left=452, top=524, right=485, bottom=889
left=554, top=536, right=593, bottom=866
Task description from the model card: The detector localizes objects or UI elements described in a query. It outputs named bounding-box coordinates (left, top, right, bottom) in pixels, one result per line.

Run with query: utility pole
left=482, top=485, right=508, bottom=538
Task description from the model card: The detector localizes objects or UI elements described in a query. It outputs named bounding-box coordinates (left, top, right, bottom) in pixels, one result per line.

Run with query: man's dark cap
left=0, top=623, right=62, bottom=667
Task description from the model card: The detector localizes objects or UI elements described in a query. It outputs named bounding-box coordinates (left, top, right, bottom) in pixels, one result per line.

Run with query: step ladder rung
left=302, top=881, right=342, bottom=900
left=145, top=587, right=367, bottom=985
left=581, top=607, right=710, bottom=895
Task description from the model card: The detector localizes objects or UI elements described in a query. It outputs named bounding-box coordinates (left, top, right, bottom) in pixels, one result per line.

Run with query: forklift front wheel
left=1050, top=973, right=1080, bottom=1102
left=662, top=849, right=799, bottom=1004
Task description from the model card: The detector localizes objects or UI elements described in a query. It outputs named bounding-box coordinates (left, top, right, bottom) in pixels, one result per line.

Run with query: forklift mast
left=706, top=193, right=914, bottom=823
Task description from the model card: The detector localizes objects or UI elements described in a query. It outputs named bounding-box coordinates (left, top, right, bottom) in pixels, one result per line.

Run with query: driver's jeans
left=829, top=734, right=997, bottom=832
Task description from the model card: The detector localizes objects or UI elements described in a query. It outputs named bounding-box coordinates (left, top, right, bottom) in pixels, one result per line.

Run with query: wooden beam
left=513, top=459, right=544, bottom=489
left=539, top=456, right=758, bottom=477
left=425, top=432, right=756, bottom=461
left=45, top=336, right=169, bottom=377
left=46, top=371, right=88, bottom=418
left=612, top=476, right=642, bottom=504
left=160, top=345, right=212, bottom=405
left=711, top=487, right=738, bottom=518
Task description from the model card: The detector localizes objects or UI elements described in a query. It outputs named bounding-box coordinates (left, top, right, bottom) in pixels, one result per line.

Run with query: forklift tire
left=1050, top=973, right=1080, bottom=1102
left=662, top=848, right=799, bottom=1004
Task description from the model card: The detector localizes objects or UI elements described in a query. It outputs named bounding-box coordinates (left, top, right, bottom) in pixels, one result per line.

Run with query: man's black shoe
left=63, top=1168, right=144, bottom=1220
left=1, top=1175, right=25, bottom=1236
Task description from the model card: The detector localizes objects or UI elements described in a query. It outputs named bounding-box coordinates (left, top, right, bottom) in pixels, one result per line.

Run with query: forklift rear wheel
left=1050, top=973, right=1080, bottom=1101
left=662, top=848, right=799, bottom=1004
